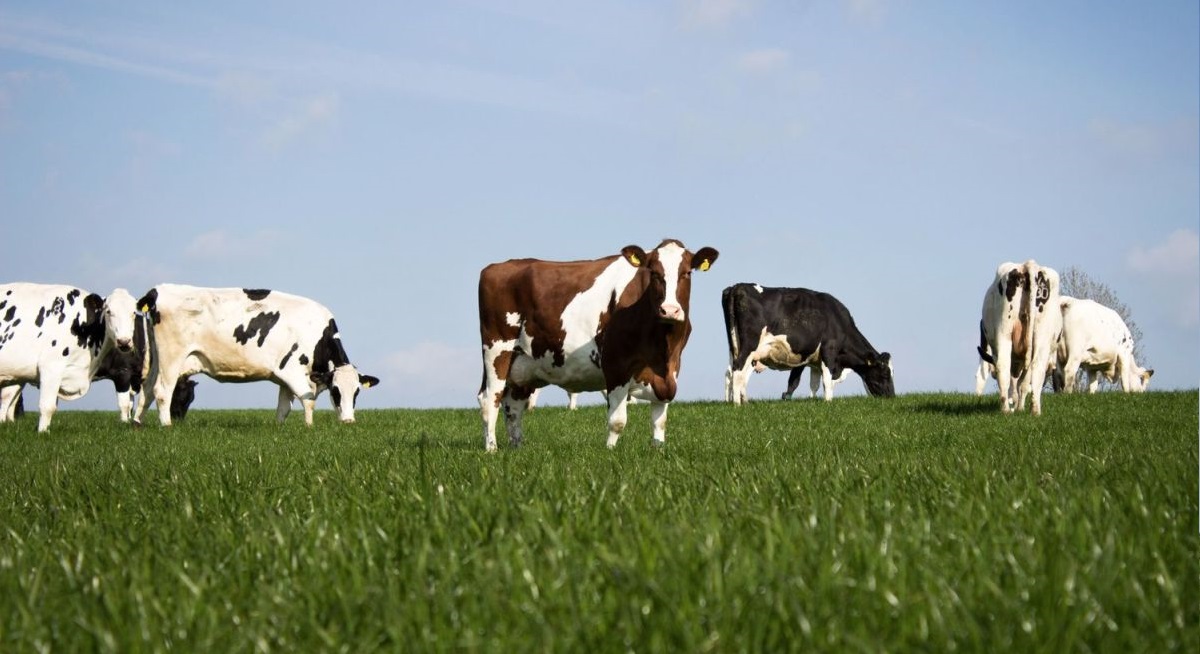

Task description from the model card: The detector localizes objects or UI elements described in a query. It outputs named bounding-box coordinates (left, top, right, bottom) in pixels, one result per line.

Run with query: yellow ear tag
left=699, top=260, right=710, bottom=272
left=362, top=381, right=372, bottom=388
left=629, top=254, right=640, bottom=266
left=140, top=304, right=149, bottom=312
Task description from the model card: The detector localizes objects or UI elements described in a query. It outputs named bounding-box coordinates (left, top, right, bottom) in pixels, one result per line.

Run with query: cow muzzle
left=116, top=339, right=134, bottom=353
left=658, top=304, right=685, bottom=322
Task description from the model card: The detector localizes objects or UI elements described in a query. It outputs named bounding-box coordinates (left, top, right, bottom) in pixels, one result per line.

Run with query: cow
left=721, top=284, right=894, bottom=405
left=1054, top=296, right=1153, bottom=393
left=977, top=260, right=1062, bottom=415
left=477, top=239, right=718, bottom=451
left=1, top=313, right=198, bottom=424
left=133, top=285, right=379, bottom=426
left=0, top=283, right=139, bottom=431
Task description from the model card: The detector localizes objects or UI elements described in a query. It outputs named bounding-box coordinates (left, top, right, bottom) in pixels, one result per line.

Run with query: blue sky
left=1, top=0, right=1197, bottom=413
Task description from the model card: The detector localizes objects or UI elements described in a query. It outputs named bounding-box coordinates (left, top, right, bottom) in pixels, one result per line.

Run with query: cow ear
left=309, top=371, right=332, bottom=387
left=879, top=352, right=891, bottom=364
left=692, top=247, right=719, bottom=272
left=359, top=374, right=380, bottom=388
left=136, top=289, right=158, bottom=314
left=621, top=245, right=648, bottom=267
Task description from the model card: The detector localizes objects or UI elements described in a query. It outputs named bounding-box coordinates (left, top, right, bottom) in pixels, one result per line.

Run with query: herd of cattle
left=0, top=240, right=1152, bottom=449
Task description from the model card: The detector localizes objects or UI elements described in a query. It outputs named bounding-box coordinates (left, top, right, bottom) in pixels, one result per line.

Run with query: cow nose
left=116, top=339, right=133, bottom=352
left=341, top=417, right=356, bottom=424
left=659, top=304, right=685, bottom=322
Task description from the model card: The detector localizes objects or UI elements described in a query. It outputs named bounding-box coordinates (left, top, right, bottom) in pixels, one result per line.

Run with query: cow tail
left=1022, top=262, right=1037, bottom=377
left=721, top=286, right=739, bottom=361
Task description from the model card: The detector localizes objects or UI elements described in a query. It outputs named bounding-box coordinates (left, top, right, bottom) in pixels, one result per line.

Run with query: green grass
left=0, top=391, right=1195, bottom=652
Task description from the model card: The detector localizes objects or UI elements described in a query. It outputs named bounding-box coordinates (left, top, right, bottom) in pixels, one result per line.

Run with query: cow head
left=622, top=240, right=719, bottom=323
left=103, top=289, right=139, bottom=353
left=170, top=378, right=198, bottom=421
left=859, top=352, right=895, bottom=398
left=310, top=365, right=380, bottom=423
left=1132, top=366, right=1154, bottom=393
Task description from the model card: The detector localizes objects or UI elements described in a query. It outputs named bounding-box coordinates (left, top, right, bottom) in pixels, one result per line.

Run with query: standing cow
left=722, top=284, right=894, bottom=404
left=977, top=260, right=1062, bottom=415
left=133, top=285, right=378, bottom=426
left=478, top=239, right=718, bottom=451
left=0, top=283, right=139, bottom=431
left=1055, top=296, right=1153, bottom=393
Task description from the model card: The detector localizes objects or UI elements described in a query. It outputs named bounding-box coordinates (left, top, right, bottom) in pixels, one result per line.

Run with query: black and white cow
left=0, top=283, right=139, bottom=431
left=133, top=285, right=378, bottom=426
left=722, top=283, right=894, bottom=404
left=1, top=314, right=199, bottom=424
left=977, top=260, right=1062, bottom=415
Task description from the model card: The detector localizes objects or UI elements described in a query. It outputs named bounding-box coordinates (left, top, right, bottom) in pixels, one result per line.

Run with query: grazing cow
left=0, top=283, right=139, bottom=431
left=1054, top=297, right=1153, bottom=393
left=721, top=284, right=894, bottom=405
left=133, top=285, right=379, bottom=426
left=977, top=260, right=1062, bottom=415
left=478, top=239, right=718, bottom=451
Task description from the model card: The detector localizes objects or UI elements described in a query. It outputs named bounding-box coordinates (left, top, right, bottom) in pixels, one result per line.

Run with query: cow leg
left=994, top=340, right=1015, bottom=413
left=568, top=392, right=578, bottom=410
left=605, top=382, right=633, bottom=448
left=808, top=365, right=822, bottom=398
left=0, top=385, right=19, bottom=422
left=36, top=373, right=63, bottom=433
left=116, top=389, right=134, bottom=423
left=649, top=401, right=669, bottom=446
left=1086, top=370, right=1101, bottom=394
left=1061, top=357, right=1081, bottom=394
left=729, top=359, right=753, bottom=405
left=1027, top=351, right=1054, bottom=417
left=781, top=366, right=804, bottom=400
left=501, top=386, right=532, bottom=447
left=276, top=386, right=294, bottom=423
left=152, top=369, right=182, bottom=427
left=724, top=366, right=734, bottom=402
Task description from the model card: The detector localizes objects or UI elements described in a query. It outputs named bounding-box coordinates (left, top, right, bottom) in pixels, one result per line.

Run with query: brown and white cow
left=977, top=260, right=1063, bottom=415
left=477, top=239, right=718, bottom=451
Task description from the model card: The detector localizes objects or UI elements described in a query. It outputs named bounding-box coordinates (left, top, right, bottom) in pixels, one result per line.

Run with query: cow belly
left=180, top=352, right=276, bottom=383
left=55, top=367, right=93, bottom=399
left=754, top=332, right=818, bottom=370
left=509, top=348, right=605, bottom=392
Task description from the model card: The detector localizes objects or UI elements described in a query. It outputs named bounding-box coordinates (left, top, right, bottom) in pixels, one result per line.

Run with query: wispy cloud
left=0, top=25, right=212, bottom=88
left=845, top=0, right=890, bottom=25
left=682, top=0, right=754, bottom=28
left=737, top=48, right=790, bottom=74
left=260, top=93, right=339, bottom=151
left=1127, top=229, right=1199, bottom=328
left=1127, top=229, right=1199, bottom=277
left=1089, top=117, right=1200, bottom=161
left=383, top=341, right=478, bottom=407
left=0, top=10, right=638, bottom=130
left=185, top=229, right=287, bottom=261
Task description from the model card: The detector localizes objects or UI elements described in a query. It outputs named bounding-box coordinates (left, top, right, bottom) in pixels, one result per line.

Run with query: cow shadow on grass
left=912, top=398, right=999, bottom=416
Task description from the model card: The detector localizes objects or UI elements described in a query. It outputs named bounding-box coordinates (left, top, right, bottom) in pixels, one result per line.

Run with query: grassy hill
left=0, top=391, right=1195, bottom=652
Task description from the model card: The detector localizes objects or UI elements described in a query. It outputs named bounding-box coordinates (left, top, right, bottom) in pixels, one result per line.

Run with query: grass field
left=0, top=391, right=1195, bottom=652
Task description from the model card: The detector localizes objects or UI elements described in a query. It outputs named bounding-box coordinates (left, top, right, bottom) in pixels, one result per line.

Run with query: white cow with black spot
left=0, top=283, right=139, bottom=432
left=133, top=284, right=378, bottom=426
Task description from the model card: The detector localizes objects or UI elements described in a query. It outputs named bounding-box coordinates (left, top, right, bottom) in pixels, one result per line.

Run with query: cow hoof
left=131, top=421, right=143, bottom=430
